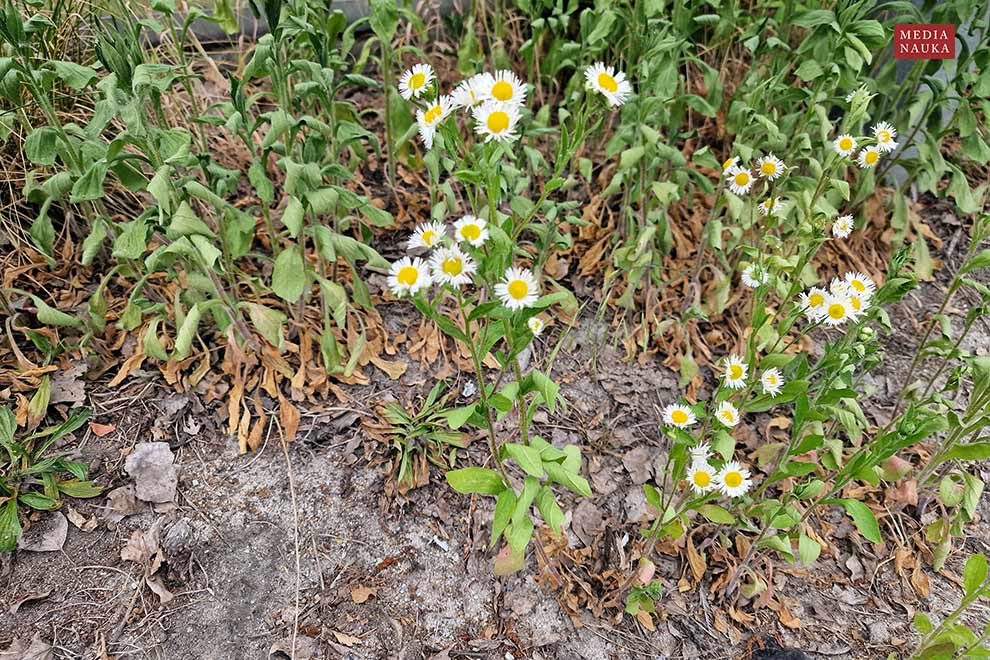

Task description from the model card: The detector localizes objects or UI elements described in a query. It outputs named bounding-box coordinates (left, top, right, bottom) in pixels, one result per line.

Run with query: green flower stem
left=457, top=290, right=510, bottom=484
left=502, top=317, right=530, bottom=445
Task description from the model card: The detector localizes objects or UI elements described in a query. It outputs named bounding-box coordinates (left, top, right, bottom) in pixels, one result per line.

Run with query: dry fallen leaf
left=17, top=513, right=67, bottom=553
left=8, top=588, right=52, bottom=615
left=331, top=631, right=362, bottom=647
left=89, top=422, right=116, bottom=437
left=124, top=443, right=178, bottom=503
left=350, top=585, right=378, bottom=604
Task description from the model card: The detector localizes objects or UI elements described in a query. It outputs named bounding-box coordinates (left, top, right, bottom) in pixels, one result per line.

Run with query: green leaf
left=544, top=462, right=592, bottom=497
left=168, top=201, right=216, bottom=239
left=0, top=407, right=15, bottom=445
left=51, top=61, right=99, bottom=89
left=368, top=0, right=398, bottom=41
left=172, top=302, right=201, bottom=359
left=0, top=499, right=21, bottom=552
left=536, top=486, right=564, bottom=534
left=913, top=612, right=933, bottom=635
left=57, top=479, right=102, bottom=498
left=798, top=533, right=821, bottom=565
left=504, top=443, right=545, bottom=478
left=25, top=127, right=58, bottom=165
left=69, top=161, right=109, bottom=202
left=491, top=488, right=517, bottom=547
left=446, top=467, right=505, bottom=495
left=244, top=302, right=285, bottom=349
left=19, top=492, right=58, bottom=510
left=281, top=196, right=305, bottom=237
left=443, top=404, right=476, bottom=430
left=697, top=504, right=734, bottom=524
left=944, top=442, right=990, bottom=461
left=530, top=370, right=559, bottom=413
left=272, top=246, right=307, bottom=302
left=838, top=498, right=881, bottom=543
left=964, top=553, right=988, bottom=596
left=30, top=295, right=81, bottom=327
left=248, top=160, right=274, bottom=204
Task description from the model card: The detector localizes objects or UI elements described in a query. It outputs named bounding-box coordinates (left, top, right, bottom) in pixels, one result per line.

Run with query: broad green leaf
left=798, top=533, right=821, bottom=565
left=0, top=499, right=21, bottom=552
left=69, top=162, right=109, bottom=202
left=536, top=486, right=564, bottom=534
left=51, top=61, right=99, bottom=89
left=271, top=246, right=306, bottom=302
left=30, top=295, right=81, bottom=327
left=838, top=498, right=881, bottom=543
left=443, top=404, right=475, bottom=430
left=697, top=504, right=734, bottom=524
left=172, top=302, right=201, bottom=359
left=505, top=443, right=545, bottom=478
left=964, top=553, right=988, bottom=596
left=244, top=302, right=286, bottom=349
left=446, top=467, right=505, bottom=495
left=491, top=487, right=517, bottom=547
left=544, top=462, right=591, bottom=497
left=25, top=127, right=58, bottom=165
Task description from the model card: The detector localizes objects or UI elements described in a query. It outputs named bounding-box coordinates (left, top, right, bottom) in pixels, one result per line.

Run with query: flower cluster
left=686, top=444, right=753, bottom=498
left=799, top=271, right=876, bottom=327
left=833, top=122, right=897, bottom=169
left=400, top=61, right=630, bottom=151
left=388, top=218, right=544, bottom=317
left=721, top=153, right=787, bottom=197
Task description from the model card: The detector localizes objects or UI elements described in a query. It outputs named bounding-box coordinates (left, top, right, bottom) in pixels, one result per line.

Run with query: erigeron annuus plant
left=386, top=59, right=630, bottom=573
left=632, top=91, right=928, bottom=600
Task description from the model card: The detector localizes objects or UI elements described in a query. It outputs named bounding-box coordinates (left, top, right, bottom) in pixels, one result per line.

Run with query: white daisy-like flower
left=387, top=257, right=432, bottom=297
left=799, top=287, right=828, bottom=320
left=822, top=294, right=854, bottom=326
left=873, top=121, right=898, bottom=153
left=429, top=245, right=476, bottom=287
left=661, top=403, right=696, bottom=429
left=452, top=73, right=490, bottom=109
left=689, top=443, right=712, bottom=464
left=453, top=215, right=489, bottom=247
left=472, top=100, right=521, bottom=143
left=584, top=62, right=632, bottom=107
left=687, top=462, right=716, bottom=495
left=398, top=63, right=434, bottom=100
left=406, top=221, right=446, bottom=251
left=723, top=354, right=747, bottom=390
left=756, top=153, right=785, bottom=180
left=848, top=292, right=869, bottom=317
left=480, top=69, right=526, bottom=106
left=832, top=214, right=854, bottom=238
left=857, top=146, right=881, bottom=168
left=758, top=197, right=786, bottom=216
left=495, top=266, right=539, bottom=310
left=527, top=317, right=545, bottom=336
left=722, top=156, right=739, bottom=174
left=726, top=165, right=754, bottom=195
left=834, top=134, right=857, bottom=157
left=716, top=461, right=753, bottom=498
left=741, top=263, right=769, bottom=288
left=830, top=277, right=851, bottom=297
left=844, top=271, right=876, bottom=298
left=714, top=401, right=741, bottom=428
left=416, top=95, right=454, bottom=149
left=761, top=368, right=784, bottom=397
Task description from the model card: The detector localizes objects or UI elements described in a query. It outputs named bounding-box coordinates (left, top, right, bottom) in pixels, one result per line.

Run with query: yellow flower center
left=442, top=257, right=463, bottom=276
left=839, top=137, right=853, bottom=151
left=729, top=364, right=743, bottom=380
left=507, top=279, right=529, bottom=299
left=850, top=296, right=862, bottom=311
left=828, top=303, right=847, bottom=320
left=597, top=72, right=618, bottom=93
left=850, top=279, right=866, bottom=292
left=461, top=224, right=481, bottom=240
left=487, top=110, right=510, bottom=133
left=397, top=266, right=418, bottom=287
left=865, top=150, right=879, bottom=164
left=423, top=105, right=443, bottom=124
left=722, top=158, right=734, bottom=171
left=722, top=410, right=736, bottom=422
left=761, top=161, right=777, bottom=175
left=421, top=230, right=436, bottom=246
left=878, top=130, right=890, bottom=142
left=671, top=409, right=688, bottom=424
left=693, top=471, right=710, bottom=487
left=809, top=292, right=824, bottom=307
left=409, top=72, right=426, bottom=90
left=491, top=80, right=513, bottom=101
left=724, top=472, right=743, bottom=488
left=734, top=172, right=750, bottom=186
left=767, top=375, right=777, bottom=385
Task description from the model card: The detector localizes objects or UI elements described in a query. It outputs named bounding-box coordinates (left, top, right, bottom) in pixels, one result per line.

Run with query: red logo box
left=894, top=24, right=955, bottom=59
